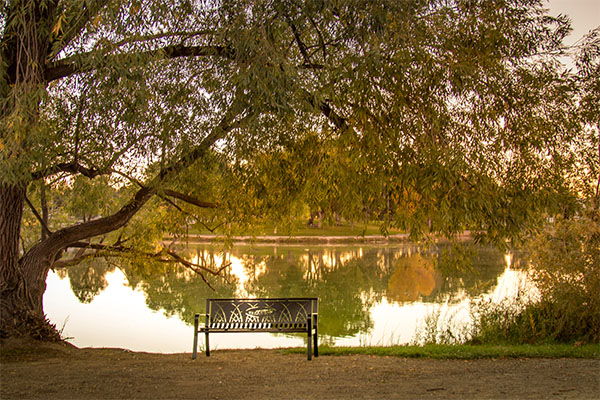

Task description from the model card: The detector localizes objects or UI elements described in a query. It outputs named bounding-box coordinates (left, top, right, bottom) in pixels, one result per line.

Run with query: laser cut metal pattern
left=208, top=298, right=316, bottom=330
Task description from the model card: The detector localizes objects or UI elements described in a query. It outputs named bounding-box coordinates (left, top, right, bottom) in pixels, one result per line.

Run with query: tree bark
left=0, top=184, right=157, bottom=340
left=0, top=183, right=59, bottom=339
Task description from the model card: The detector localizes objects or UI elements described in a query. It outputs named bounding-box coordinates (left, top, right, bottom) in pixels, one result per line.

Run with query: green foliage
left=2, top=0, right=598, bottom=316
left=416, top=201, right=600, bottom=345
left=64, top=176, right=120, bottom=222
left=522, top=200, right=600, bottom=343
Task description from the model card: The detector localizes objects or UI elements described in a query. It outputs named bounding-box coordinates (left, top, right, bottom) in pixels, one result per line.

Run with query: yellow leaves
left=0, top=139, right=4, bottom=152
left=51, top=13, right=66, bottom=38
left=23, top=219, right=39, bottom=228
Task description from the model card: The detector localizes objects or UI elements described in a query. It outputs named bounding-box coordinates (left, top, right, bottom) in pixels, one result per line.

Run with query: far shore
left=172, top=232, right=473, bottom=244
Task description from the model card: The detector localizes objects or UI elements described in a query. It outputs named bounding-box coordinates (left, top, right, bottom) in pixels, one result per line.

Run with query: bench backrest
left=206, top=298, right=318, bottom=331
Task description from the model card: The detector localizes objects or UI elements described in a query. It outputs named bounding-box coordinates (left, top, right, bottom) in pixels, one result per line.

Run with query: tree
left=0, top=0, right=594, bottom=340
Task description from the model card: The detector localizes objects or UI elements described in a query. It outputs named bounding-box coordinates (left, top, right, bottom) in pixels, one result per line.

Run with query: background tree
left=0, top=0, right=595, bottom=340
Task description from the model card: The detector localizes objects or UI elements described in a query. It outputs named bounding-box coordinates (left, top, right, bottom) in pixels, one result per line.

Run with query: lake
left=44, top=242, right=530, bottom=353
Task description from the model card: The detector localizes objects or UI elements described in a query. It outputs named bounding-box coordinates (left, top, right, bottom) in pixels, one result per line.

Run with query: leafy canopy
left=2, top=0, right=597, bottom=257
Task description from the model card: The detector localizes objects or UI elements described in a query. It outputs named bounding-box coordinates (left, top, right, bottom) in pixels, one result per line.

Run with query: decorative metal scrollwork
left=208, top=298, right=316, bottom=327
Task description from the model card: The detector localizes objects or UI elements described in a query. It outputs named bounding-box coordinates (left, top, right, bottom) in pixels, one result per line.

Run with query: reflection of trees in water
left=387, top=254, right=440, bottom=302
left=57, top=252, right=237, bottom=324
left=55, top=259, right=114, bottom=303
left=55, top=243, right=507, bottom=337
left=239, top=247, right=391, bottom=339
left=120, top=250, right=238, bottom=325
left=135, top=268, right=237, bottom=325
left=428, top=245, right=507, bottom=302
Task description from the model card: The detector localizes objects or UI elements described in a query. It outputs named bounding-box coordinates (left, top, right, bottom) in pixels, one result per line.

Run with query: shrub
left=469, top=200, right=599, bottom=344
left=415, top=200, right=599, bottom=345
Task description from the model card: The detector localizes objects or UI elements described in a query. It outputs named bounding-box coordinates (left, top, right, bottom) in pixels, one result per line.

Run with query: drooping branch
left=163, top=190, right=217, bottom=209
left=110, top=172, right=198, bottom=216
left=31, top=161, right=109, bottom=180
left=57, top=241, right=229, bottom=290
left=44, top=44, right=235, bottom=82
left=44, top=30, right=326, bottom=84
left=164, top=249, right=230, bottom=276
left=164, top=249, right=231, bottom=291
left=21, top=101, right=245, bottom=268
left=198, top=221, right=224, bottom=234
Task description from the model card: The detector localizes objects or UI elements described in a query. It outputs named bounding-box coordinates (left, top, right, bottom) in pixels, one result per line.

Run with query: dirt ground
left=1, top=340, right=599, bottom=399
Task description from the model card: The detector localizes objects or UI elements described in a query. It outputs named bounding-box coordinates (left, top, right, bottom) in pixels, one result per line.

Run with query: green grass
left=192, top=221, right=405, bottom=237
left=283, top=344, right=600, bottom=359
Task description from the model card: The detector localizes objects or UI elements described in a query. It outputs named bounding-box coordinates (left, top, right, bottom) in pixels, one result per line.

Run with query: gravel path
left=2, top=343, right=599, bottom=399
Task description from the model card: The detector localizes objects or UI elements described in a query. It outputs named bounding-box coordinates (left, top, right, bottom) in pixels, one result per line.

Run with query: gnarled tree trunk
left=0, top=183, right=60, bottom=340
left=0, top=0, right=62, bottom=339
left=0, top=183, right=157, bottom=340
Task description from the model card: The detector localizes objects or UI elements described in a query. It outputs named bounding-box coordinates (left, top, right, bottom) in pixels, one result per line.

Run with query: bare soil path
left=1, top=341, right=599, bottom=399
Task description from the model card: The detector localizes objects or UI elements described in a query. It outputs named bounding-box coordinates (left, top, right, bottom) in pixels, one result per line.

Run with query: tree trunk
left=40, top=181, right=49, bottom=240
left=0, top=183, right=59, bottom=340
left=0, top=180, right=157, bottom=340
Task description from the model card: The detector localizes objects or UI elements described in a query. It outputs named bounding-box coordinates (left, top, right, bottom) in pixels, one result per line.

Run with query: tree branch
left=164, top=249, right=230, bottom=276
left=310, top=95, right=347, bottom=130
left=198, top=221, right=224, bottom=234
left=307, top=14, right=328, bottom=64
left=31, top=161, right=109, bottom=180
left=163, top=190, right=217, bottom=209
left=59, top=241, right=229, bottom=290
left=51, top=252, right=102, bottom=269
left=24, top=195, right=53, bottom=238
left=45, top=44, right=235, bottom=82
left=286, top=15, right=312, bottom=66
left=23, top=99, right=245, bottom=266
left=110, top=30, right=215, bottom=50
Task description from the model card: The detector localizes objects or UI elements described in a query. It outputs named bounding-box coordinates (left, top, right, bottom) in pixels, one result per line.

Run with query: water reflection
left=55, top=259, right=114, bottom=303
left=387, top=254, right=440, bottom=302
left=45, top=243, right=524, bottom=351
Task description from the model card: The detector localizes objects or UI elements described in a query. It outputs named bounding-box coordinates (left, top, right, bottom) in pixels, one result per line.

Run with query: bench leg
left=205, top=331, right=210, bottom=357
left=192, top=314, right=199, bottom=360
left=313, top=314, right=318, bottom=358
left=307, top=317, right=312, bottom=361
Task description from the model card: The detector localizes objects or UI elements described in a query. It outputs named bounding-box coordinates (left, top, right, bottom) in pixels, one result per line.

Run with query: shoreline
left=175, top=232, right=473, bottom=244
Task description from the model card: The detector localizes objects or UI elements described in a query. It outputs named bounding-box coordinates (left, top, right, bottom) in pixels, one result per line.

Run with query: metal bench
left=192, top=298, right=318, bottom=360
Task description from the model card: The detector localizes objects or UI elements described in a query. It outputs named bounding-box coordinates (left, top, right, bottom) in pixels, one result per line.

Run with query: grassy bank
left=284, top=344, right=600, bottom=359
left=191, top=221, right=404, bottom=237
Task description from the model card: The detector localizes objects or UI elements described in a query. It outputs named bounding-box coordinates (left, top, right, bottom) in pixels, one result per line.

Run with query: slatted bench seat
left=192, top=298, right=318, bottom=360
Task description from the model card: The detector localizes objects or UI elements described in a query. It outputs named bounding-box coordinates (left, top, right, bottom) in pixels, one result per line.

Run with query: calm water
left=44, top=242, right=529, bottom=353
